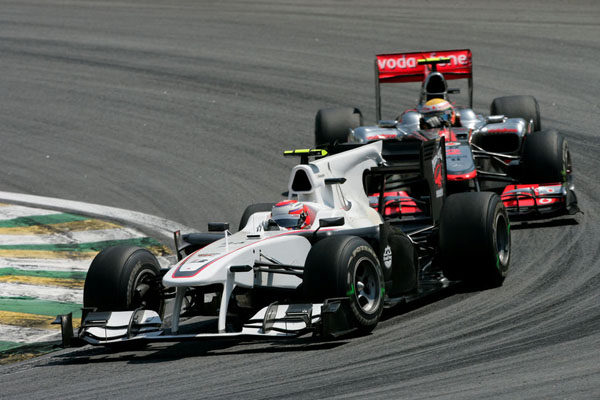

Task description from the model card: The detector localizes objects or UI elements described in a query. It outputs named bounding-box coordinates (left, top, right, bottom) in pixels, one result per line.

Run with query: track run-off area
left=0, top=0, right=599, bottom=399
left=0, top=195, right=182, bottom=361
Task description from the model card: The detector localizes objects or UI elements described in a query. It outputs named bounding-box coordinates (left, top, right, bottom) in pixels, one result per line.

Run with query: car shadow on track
left=44, top=337, right=349, bottom=366
left=379, top=279, right=504, bottom=326
left=510, top=216, right=579, bottom=230
left=44, top=274, right=514, bottom=366
left=47, top=283, right=492, bottom=366
left=380, top=284, right=465, bottom=322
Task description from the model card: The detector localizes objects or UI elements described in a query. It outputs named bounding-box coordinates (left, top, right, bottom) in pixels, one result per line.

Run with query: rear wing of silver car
left=374, top=49, right=473, bottom=121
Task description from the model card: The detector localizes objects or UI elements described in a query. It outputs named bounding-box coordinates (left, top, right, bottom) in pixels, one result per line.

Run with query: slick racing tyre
left=440, top=192, right=510, bottom=288
left=303, top=236, right=384, bottom=333
left=83, top=246, right=163, bottom=313
left=238, top=202, right=275, bottom=231
left=314, top=107, right=363, bottom=148
left=520, top=129, right=570, bottom=184
left=490, top=95, right=541, bottom=132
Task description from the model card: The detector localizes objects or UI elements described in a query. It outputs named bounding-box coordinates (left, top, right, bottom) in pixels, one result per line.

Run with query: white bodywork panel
left=83, top=310, right=163, bottom=342
left=81, top=304, right=325, bottom=344
left=288, top=141, right=384, bottom=228
left=163, top=231, right=310, bottom=289
left=81, top=142, right=387, bottom=342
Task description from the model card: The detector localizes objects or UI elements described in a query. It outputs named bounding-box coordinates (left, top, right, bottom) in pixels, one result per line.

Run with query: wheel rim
left=495, top=213, right=510, bottom=267
left=131, top=267, right=160, bottom=311
left=353, top=257, right=381, bottom=314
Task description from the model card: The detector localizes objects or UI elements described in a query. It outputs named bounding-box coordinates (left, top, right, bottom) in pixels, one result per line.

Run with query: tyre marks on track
left=0, top=203, right=171, bottom=356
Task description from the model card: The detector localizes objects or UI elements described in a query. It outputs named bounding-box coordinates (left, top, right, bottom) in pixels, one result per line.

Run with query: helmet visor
left=273, top=216, right=300, bottom=228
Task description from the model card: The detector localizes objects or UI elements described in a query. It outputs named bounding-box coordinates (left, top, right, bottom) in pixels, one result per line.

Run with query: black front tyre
left=490, top=95, right=541, bottom=132
left=440, top=192, right=510, bottom=288
left=303, top=236, right=384, bottom=333
left=520, top=130, right=570, bottom=184
left=83, top=246, right=163, bottom=313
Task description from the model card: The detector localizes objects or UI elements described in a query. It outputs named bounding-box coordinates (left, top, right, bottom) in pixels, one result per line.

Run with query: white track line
left=0, top=255, right=175, bottom=272
left=0, top=257, right=94, bottom=272
left=0, top=324, right=60, bottom=343
left=0, top=227, right=148, bottom=246
left=0, top=191, right=197, bottom=239
left=0, top=192, right=184, bottom=346
left=0, top=283, right=83, bottom=304
left=0, top=204, right=60, bottom=220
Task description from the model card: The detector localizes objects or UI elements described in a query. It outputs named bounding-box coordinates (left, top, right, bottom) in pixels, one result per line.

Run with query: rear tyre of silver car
left=520, top=130, right=570, bottom=184
left=314, top=107, right=363, bottom=148
left=303, top=236, right=384, bottom=333
left=490, top=95, right=541, bottom=132
left=83, top=246, right=163, bottom=314
left=440, top=192, right=510, bottom=288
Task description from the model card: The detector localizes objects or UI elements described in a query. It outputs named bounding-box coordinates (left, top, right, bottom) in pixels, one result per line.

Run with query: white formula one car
left=55, top=139, right=511, bottom=348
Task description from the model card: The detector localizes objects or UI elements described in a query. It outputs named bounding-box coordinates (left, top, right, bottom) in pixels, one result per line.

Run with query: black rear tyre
left=238, top=203, right=275, bottom=231
left=520, top=130, right=570, bottom=184
left=303, top=236, right=384, bottom=333
left=83, top=246, right=163, bottom=313
left=314, top=107, right=363, bottom=148
left=440, top=192, right=510, bottom=287
left=490, top=95, right=541, bottom=132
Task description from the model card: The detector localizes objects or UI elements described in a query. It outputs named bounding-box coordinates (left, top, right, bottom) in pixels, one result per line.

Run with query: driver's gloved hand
left=426, top=116, right=442, bottom=128
left=264, top=219, right=280, bottom=231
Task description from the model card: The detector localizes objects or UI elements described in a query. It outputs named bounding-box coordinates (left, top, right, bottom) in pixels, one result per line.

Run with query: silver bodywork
left=349, top=107, right=530, bottom=154
left=367, top=49, right=577, bottom=219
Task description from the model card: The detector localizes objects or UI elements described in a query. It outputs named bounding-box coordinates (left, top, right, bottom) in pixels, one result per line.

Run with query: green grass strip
left=0, top=268, right=86, bottom=280
left=0, top=341, right=21, bottom=352
left=0, top=213, right=88, bottom=228
left=0, top=297, right=81, bottom=318
left=0, top=237, right=163, bottom=252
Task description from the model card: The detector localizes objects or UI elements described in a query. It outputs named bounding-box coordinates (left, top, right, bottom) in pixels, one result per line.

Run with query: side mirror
left=208, top=222, right=230, bottom=232
left=319, top=217, right=345, bottom=228
left=486, top=115, right=505, bottom=124
left=324, top=178, right=347, bottom=185
left=377, top=120, right=397, bottom=128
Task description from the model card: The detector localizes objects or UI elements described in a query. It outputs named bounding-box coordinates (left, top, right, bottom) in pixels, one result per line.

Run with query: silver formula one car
left=314, top=49, right=578, bottom=220
left=55, top=139, right=510, bottom=348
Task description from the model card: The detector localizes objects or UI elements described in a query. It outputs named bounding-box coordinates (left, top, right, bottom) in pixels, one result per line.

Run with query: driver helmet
left=419, top=98, right=455, bottom=128
left=271, top=200, right=313, bottom=230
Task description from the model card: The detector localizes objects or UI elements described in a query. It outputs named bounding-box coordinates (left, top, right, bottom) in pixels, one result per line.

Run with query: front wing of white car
left=54, top=298, right=352, bottom=347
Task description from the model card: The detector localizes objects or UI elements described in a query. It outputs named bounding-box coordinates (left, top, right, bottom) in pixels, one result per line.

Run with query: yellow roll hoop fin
left=283, top=149, right=327, bottom=156
left=283, top=149, right=328, bottom=164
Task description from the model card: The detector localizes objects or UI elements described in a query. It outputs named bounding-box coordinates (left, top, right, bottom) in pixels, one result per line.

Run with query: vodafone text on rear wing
left=374, top=49, right=473, bottom=121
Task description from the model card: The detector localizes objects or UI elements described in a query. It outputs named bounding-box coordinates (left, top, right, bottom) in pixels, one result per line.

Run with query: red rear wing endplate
left=374, top=49, right=473, bottom=120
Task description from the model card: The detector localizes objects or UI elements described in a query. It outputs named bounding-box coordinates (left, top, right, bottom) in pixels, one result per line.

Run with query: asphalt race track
left=1, top=0, right=599, bottom=398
